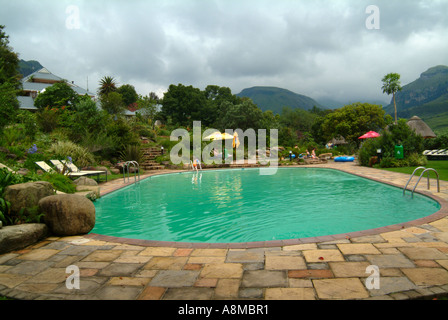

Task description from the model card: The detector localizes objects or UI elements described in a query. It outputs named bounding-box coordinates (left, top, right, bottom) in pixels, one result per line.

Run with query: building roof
left=19, top=67, right=96, bottom=110
left=407, top=116, right=437, bottom=139
left=17, top=96, right=38, bottom=110
left=22, top=67, right=62, bottom=83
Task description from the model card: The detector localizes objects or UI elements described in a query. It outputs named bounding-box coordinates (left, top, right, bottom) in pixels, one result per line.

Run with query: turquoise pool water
left=91, top=168, right=441, bottom=243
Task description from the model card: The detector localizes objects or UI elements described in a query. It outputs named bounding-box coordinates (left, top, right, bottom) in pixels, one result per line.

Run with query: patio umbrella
left=203, top=131, right=234, bottom=141
left=358, top=131, right=380, bottom=139
left=233, top=132, right=240, bottom=148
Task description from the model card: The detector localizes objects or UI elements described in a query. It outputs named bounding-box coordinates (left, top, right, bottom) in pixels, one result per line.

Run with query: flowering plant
left=27, top=144, right=38, bottom=154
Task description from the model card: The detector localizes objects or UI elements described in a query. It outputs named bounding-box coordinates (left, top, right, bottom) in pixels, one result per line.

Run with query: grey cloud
left=1, top=0, right=447, bottom=103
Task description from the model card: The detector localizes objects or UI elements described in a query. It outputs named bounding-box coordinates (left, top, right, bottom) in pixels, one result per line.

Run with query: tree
left=117, top=84, right=138, bottom=106
left=98, top=76, right=117, bottom=96
left=320, top=103, right=388, bottom=146
left=136, top=94, right=157, bottom=125
left=100, top=92, right=126, bottom=116
left=0, top=25, right=21, bottom=132
left=161, top=84, right=206, bottom=126
left=382, top=73, right=402, bottom=124
left=0, top=25, right=20, bottom=88
left=217, top=99, right=263, bottom=131
left=69, top=96, right=109, bottom=143
left=34, top=81, right=79, bottom=109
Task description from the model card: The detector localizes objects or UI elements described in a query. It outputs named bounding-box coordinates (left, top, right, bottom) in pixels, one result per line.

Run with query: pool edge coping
left=88, top=165, right=448, bottom=249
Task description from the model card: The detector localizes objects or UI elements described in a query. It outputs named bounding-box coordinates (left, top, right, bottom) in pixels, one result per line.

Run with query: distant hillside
left=18, top=59, right=43, bottom=77
left=236, top=86, right=324, bottom=114
left=384, top=65, right=448, bottom=134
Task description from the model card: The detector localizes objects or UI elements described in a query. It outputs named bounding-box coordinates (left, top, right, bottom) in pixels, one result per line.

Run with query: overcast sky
left=2, top=0, right=448, bottom=105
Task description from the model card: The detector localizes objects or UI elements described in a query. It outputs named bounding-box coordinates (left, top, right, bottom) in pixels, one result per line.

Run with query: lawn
left=381, top=160, right=448, bottom=181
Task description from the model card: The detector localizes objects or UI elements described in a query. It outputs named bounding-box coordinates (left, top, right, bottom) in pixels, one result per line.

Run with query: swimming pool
left=91, top=168, right=441, bottom=243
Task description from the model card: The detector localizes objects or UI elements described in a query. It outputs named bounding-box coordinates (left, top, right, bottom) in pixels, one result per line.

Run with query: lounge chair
left=35, top=161, right=58, bottom=173
left=36, top=160, right=89, bottom=179
left=58, top=160, right=108, bottom=182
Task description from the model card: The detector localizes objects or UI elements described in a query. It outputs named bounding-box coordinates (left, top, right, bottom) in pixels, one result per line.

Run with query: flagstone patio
left=0, top=162, right=447, bottom=300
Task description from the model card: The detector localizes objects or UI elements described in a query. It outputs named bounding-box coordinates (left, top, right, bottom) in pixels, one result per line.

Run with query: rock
left=39, top=194, right=95, bottom=236
left=110, top=168, right=120, bottom=174
left=16, top=168, right=30, bottom=176
left=3, top=181, right=54, bottom=215
left=0, top=223, right=48, bottom=254
left=0, top=163, right=13, bottom=172
left=94, top=166, right=111, bottom=175
left=100, top=160, right=113, bottom=167
left=73, top=176, right=98, bottom=186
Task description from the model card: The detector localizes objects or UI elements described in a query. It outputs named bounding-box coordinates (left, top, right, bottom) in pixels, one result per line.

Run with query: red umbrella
left=358, top=131, right=380, bottom=139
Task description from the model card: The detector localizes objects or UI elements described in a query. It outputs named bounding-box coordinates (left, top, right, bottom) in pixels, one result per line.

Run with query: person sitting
left=311, top=149, right=317, bottom=159
left=192, top=158, right=200, bottom=171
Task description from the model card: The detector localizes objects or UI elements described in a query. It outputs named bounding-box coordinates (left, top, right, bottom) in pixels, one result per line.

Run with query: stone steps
left=140, top=146, right=165, bottom=171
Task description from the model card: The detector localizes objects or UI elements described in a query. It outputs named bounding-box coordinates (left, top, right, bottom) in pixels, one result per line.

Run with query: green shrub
left=41, top=173, right=76, bottom=194
left=47, top=140, right=95, bottom=168
left=358, top=119, right=425, bottom=168
left=407, top=152, right=428, bottom=167
left=15, top=110, right=38, bottom=141
left=119, top=145, right=143, bottom=163
left=36, top=108, right=60, bottom=133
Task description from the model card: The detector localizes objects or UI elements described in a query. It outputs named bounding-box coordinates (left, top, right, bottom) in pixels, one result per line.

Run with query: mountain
left=18, top=59, right=43, bottom=78
left=384, top=65, right=448, bottom=134
left=236, top=86, right=325, bottom=114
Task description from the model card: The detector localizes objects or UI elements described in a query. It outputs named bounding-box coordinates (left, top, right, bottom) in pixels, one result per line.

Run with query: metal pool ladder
left=123, top=161, right=140, bottom=184
left=403, top=166, right=440, bottom=198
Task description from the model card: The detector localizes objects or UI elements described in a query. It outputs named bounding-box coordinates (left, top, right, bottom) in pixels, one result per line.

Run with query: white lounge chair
left=58, top=160, right=108, bottom=182
left=37, top=160, right=89, bottom=179
left=35, top=161, right=58, bottom=173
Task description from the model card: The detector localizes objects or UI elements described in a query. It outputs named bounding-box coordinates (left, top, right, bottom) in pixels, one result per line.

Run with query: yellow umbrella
left=233, top=132, right=240, bottom=148
left=204, top=131, right=234, bottom=141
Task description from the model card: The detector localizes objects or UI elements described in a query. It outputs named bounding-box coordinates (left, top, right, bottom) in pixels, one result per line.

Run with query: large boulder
left=3, top=181, right=54, bottom=215
left=39, top=194, right=95, bottom=236
left=0, top=223, right=48, bottom=254
left=73, top=176, right=98, bottom=186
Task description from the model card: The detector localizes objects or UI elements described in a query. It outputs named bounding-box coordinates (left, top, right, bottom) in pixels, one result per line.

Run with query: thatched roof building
left=407, top=116, right=436, bottom=139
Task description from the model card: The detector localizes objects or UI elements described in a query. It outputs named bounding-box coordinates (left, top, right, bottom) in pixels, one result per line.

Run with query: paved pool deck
left=0, top=162, right=447, bottom=300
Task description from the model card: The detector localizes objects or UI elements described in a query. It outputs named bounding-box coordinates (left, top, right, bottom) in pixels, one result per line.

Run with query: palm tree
left=98, top=76, right=117, bottom=96
left=381, top=73, right=402, bottom=124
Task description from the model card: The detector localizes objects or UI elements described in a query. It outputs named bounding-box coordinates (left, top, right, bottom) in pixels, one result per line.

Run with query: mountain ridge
left=384, top=65, right=448, bottom=134
left=236, top=86, right=325, bottom=114
left=18, top=59, right=44, bottom=78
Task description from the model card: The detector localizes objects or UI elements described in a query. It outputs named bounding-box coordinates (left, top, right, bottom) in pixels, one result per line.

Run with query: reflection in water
left=191, top=172, right=202, bottom=187
left=123, top=184, right=141, bottom=209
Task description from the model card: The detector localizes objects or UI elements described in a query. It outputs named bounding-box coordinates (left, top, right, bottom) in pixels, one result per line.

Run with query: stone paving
left=0, top=162, right=447, bottom=300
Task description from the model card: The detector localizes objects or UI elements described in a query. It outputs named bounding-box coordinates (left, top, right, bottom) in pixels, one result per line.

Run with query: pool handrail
left=403, top=166, right=427, bottom=196
left=123, top=161, right=140, bottom=183
left=410, top=168, right=440, bottom=198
